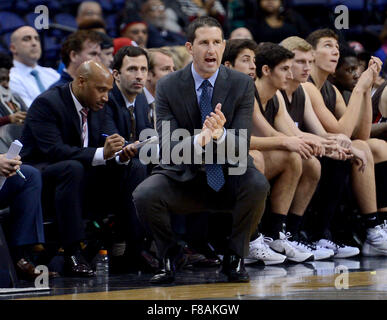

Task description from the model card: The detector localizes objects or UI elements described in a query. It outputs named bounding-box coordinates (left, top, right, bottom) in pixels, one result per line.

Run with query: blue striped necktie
left=30, top=69, right=45, bottom=93
left=198, top=79, right=225, bottom=192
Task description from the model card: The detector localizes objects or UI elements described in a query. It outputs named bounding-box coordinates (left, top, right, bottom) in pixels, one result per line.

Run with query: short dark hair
left=61, top=30, right=102, bottom=67
left=222, top=39, right=258, bottom=65
left=0, top=52, right=13, bottom=70
left=255, top=42, right=294, bottom=78
left=186, top=16, right=223, bottom=43
left=112, top=45, right=149, bottom=71
left=337, top=44, right=358, bottom=69
left=306, top=28, right=339, bottom=49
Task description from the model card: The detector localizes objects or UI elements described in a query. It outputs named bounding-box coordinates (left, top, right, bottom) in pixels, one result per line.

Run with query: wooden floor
left=3, top=256, right=387, bottom=300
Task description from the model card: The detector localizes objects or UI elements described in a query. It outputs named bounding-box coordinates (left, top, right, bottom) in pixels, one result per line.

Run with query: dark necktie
left=128, top=105, right=136, bottom=142
left=30, top=70, right=45, bottom=93
left=80, top=107, right=88, bottom=144
left=198, top=79, right=225, bottom=192
left=149, top=101, right=156, bottom=129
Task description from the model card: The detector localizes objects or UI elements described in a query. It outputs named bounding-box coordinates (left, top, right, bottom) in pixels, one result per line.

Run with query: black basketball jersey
left=255, top=87, right=279, bottom=127
left=280, top=86, right=306, bottom=131
left=308, top=76, right=337, bottom=116
left=371, top=81, right=387, bottom=123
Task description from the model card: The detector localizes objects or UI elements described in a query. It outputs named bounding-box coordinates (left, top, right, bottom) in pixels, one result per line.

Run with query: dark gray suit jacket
left=153, top=63, right=255, bottom=182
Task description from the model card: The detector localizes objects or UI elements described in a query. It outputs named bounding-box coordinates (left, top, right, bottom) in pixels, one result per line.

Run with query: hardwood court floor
left=3, top=256, right=387, bottom=300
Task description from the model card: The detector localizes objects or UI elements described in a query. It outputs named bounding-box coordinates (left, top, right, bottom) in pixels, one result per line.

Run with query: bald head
left=72, top=60, right=113, bottom=112
left=229, top=28, right=253, bottom=40
left=10, top=26, right=41, bottom=67
left=76, top=1, right=103, bottom=24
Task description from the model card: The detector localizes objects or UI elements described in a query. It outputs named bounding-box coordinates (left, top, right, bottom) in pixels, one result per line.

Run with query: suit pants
left=40, top=160, right=112, bottom=246
left=0, top=165, right=45, bottom=247
left=107, top=158, right=150, bottom=255
left=133, top=167, right=270, bottom=258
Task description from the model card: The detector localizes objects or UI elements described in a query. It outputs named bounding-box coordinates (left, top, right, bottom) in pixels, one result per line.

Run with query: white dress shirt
left=9, top=60, right=60, bottom=108
left=191, top=64, right=226, bottom=155
left=69, top=85, right=106, bottom=166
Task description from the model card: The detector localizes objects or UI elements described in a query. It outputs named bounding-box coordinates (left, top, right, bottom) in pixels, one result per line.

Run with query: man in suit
left=133, top=17, right=270, bottom=284
left=21, top=61, right=132, bottom=277
left=0, top=155, right=58, bottom=281
left=103, top=45, right=158, bottom=272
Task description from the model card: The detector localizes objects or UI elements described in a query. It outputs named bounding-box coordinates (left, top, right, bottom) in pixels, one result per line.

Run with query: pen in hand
left=16, top=168, right=26, bottom=180
left=101, top=134, right=129, bottom=146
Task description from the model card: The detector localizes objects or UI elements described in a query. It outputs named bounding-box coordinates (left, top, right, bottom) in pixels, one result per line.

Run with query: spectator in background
left=50, top=30, right=102, bottom=88
left=229, top=27, right=253, bottom=40
left=163, top=0, right=226, bottom=30
left=244, top=0, right=310, bottom=44
left=113, top=38, right=137, bottom=55
left=140, top=0, right=186, bottom=48
left=144, top=48, right=175, bottom=127
left=76, top=1, right=104, bottom=26
left=119, top=13, right=148, bottom=48
left=140, top=0, right=183, bottom=34
left=9, top=26, right=60, bottom=108
left=99, top=33, right=114, bottom=70
left=0, top=53, right=27, bottom=127
left=77, top=16, right=107, bottom=34
left=165, top=45, right=192, bottom=70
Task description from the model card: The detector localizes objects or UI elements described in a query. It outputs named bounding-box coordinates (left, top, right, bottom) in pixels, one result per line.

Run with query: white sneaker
left=381, top=220, right=387, bottom=234
left=316, top=239, right=360, bottom=258
left=291, top=240, right=334, bottom=261
left=362, top=225, right=387, bottom=256
left=245, top=234, right=286, bottom=265
left=269, top=232, right=314, bottom=263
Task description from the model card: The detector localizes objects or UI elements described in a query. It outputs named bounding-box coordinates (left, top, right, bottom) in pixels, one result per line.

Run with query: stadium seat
left=2, top=33, right=12, bottom=49
left=105, top=14, right=118, bottom=37
left=0, top=12, right=26, bottom=34
left=41, top=36, right=61, bottom=61
left=0, top=0, right=12, bottom=11
left=54, top=13, right=77, bottom=29
left=98, top=0, right=113, bottom=13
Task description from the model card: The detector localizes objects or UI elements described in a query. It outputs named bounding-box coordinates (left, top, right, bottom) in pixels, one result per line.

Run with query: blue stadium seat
left=2, top=32, right=12, bottom=49
left=112, top=0, right=125, bottom=11
left=41, top=36, right=61, bottom=60
left=0, top=12, right=26, bottom=34
left=0, top=0, right=12, bottom=11
left=54, top=13, right=77, bottom=29
left=106, top=14, right=117, bottom=37
left=98, top=0, right=113, bottom=13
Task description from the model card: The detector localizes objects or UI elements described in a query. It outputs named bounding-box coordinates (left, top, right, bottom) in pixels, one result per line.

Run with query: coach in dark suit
left=133, top=17, right=270, bottom=284
left=21, top=61, right=127, bottom=277
left=102, top=46, right=158, bottom=272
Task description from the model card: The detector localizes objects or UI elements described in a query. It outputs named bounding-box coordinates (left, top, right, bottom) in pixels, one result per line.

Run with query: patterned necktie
left=149, top=101, right=156, bottom=129
left=30, top=70, right=45, bottom=93
left=198, top=79, right=225, bottom=192
left=128, top=105, right=136, bottom=142
left=80, top=107, right=88, bottom=144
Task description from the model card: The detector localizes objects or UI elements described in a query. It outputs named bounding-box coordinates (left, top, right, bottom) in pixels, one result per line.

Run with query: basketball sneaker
left=290, top=239, right=334, bottom=261
left=316, top=239, right=359, bottom=258
left=268, top=232, right=314, bottom=263
left=245, top=234, right=286, bottom=265
left=362, top=225, right=387, bottom=256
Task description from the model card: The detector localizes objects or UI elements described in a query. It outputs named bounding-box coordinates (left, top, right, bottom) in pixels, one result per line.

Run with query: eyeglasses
left=150, top=5, right=165, bottom=11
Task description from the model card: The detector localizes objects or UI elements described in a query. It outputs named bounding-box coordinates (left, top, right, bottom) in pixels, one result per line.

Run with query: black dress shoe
left=221, top=254, right=249, bottom=283
left=192, top=243, right=221, bottom=268
left=64, top=254, right=95, bottom=277
left=149, top=246, right=187, bottom=284
left=16, top=258, right=60, bottom=281
left=149, top=257, right=176, bottom=284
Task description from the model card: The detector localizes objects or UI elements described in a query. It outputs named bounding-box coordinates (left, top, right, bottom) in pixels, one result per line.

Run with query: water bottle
left=95, top=249, right=109, bottom=277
